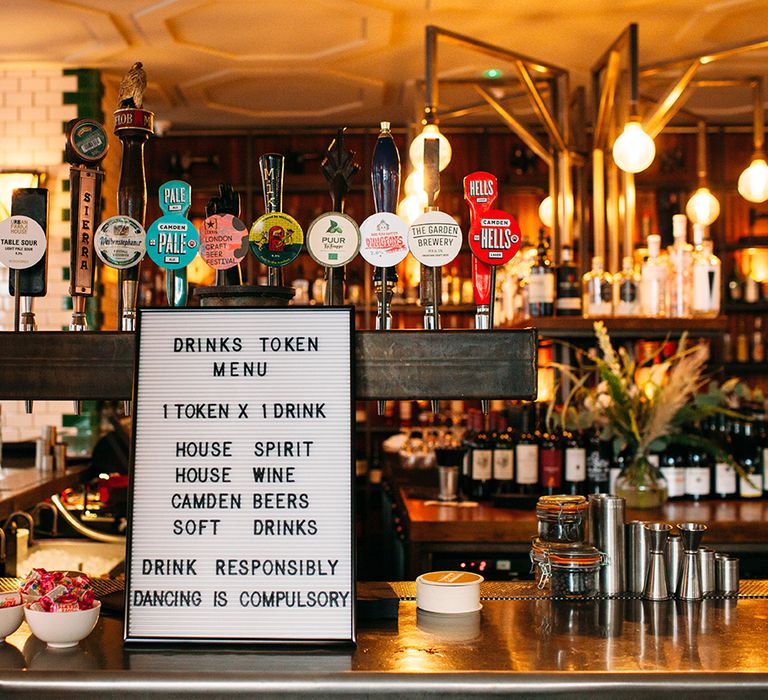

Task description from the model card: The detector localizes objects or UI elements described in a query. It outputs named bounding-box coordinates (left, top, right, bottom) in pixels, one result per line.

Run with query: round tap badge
left=306, top=212, right=360, bottom=268
left=359, top=212, right=409, bottom=267
left=468, top=209, right=521, bottom=266
left=94, top=215, right=146, bottom=269
left=0, top=215, right=46, bottom=269
left=67, top=118, right=109, bottom=164
left=146, top=215, right=199, bottom=270
left=199, top=214, right=249, bottom=270
left=249, top=212, right=303, bottom=267
left=407, top=210, right=462, bottom=267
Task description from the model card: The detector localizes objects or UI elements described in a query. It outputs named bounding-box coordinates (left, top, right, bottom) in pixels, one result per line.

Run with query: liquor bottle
left=640, top=234, right=669, bottom=317
left=563, top=430, right=586, bottom=496
left=441, top=268, right=451, bottom=304
left=526, top=229, right=555, bottom=317
left=684, top=443, right=712, bottom=501
left=613, top=256, right=641, bottom=317
left=293, top=265, right=310, bottom=305
left=753, top=317, right=765, bottom=363
left=659, top=444, right=685, bottom=501
left=610, top=448, right=628, bottom=495
left=691, top=239, right=721, bottom=318
left=514, top=403, right=540, bottom=494
left=758, top=415, right=768, bottom=497
left=461, top=410, right=479, bottom=498
left=585, top=428, right=610, bottom=494
left=555, top=244, right=582, bottom=316
left=691, top=222, right=706, bottom=254
left=722, top=331, right=734, bottom=363
left=539, top=428, right=564, bottom=496
left=582, top=256, right=613, bottom=318
left=492, top=414, right=515, bottom=494
left=470, top=417, right=494, bottom=500
left=312, top=268, right=325, bottom=305
left=745, top=274, right=760, bottom=304
left=668, top=214, right=693, bottom=318
left=727, top=266, right=744, bottom=303
left=736, top=318, right=750, bottom=363
left=738, top=418, right=764, bottom=498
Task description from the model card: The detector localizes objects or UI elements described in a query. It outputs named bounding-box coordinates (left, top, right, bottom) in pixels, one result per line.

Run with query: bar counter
left=2, top=582, right=768, bottom=697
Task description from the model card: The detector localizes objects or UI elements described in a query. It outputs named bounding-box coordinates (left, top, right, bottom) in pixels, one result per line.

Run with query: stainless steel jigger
left=676, top=522, right=707, bottom=600
left=643, top=523, right=672, bottom=600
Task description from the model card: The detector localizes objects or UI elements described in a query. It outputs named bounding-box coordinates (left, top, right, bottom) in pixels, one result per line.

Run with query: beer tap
left=64, top=118, right=108, bottom=413
left=320, top=128, right=360, bottom=306
left=464, top=172, right=497, bottom=416
left=422, top=139, right=442, bottom=415
left=249, top=154, right=303, bottom=286
left=367, top=121, right=407, bottom=415
left=113, top=62, right=153, bottom=343
left=10, top=192, right=48, bottom=413
left=206, top=184, right=245, bottom=287
left=464, top=172, right=521, bottom=416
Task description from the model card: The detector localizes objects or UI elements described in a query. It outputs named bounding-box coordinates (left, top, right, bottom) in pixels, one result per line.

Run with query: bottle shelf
left=724, top=301, right=768, bottom=313
left=713, top=362, right=768, bottom=376
left=504, top=316, right=728, bottom=339
left=355, top=303, right=477, bottom=314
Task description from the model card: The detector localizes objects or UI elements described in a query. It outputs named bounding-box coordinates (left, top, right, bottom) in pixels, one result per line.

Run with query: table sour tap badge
left=125, top=305, right=355, bottom=645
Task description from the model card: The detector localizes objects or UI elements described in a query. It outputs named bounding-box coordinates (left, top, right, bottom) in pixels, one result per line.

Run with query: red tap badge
left=463, top=171, right=498, bottom=217
left=468, top=210, right=521, bottom=266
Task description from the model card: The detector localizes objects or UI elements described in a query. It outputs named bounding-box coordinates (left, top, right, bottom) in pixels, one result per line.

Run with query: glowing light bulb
left=685, top=187, right=720, bottom=226
left=405, top=169, right=425, bottom=196
left=409, top=123, right=452, bottom=171
left=738, top=158, right=768, bottom=203
left=397, top=194, right=425, bottom=224
left=538, top=196, right=553, bottom=228
left=612, top=120, right=656, bottom=173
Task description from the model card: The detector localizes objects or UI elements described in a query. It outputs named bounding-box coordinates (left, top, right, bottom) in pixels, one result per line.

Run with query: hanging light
left=686, top=188, right=720, bottom=226
left=404, top=169, right=427, bottom=199
left=397, top=194, right=425, bottom=224
left=612, top=119, right=656, bottom=173
left=538, top=196, right=553, bottom=228
left=0, top=171, right=41, bottom=218
left=738, top=77, right=768, bottom=203
left=686, top=120, right=720, bottom=226
left=409, top=123, right=452, bottom=171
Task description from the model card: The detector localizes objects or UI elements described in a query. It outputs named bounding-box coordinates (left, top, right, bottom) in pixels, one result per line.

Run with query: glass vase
left=614, top=454, right=668, bottom=509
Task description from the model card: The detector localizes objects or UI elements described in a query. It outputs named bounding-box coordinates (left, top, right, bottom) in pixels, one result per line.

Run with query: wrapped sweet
left=20, top=569, right=96, bottom=612
left=0, top=591, right=22, bottom=608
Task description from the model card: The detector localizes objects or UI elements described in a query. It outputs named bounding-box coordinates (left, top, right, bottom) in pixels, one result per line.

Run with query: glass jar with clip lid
left=535, top=494, right=589, bottom=543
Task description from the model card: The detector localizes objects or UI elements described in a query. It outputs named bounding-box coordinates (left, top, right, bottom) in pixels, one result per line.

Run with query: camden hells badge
left=306, top=212, right=360, bottom=268
left=359, top=212, right=409, bottom=267
left=468, top=209, right=521, bottom=266
left=94, top=216, right=146, bottom=269
left=249, top=212, right=303, bottom=267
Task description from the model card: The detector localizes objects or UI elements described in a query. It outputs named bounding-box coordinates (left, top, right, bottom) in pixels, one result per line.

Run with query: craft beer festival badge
left=199, top=214, right=249, bottom=271
left=146, top=181, right=199, bottom=270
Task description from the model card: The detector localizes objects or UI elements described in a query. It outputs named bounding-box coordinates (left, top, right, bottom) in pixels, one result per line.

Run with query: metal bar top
left=2, top=588, right=768, bottom=697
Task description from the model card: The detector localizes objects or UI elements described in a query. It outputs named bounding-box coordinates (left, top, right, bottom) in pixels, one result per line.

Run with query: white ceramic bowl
left=23, top=601, right=100, bottom=649
left=0, top=603, right=24, bottom=642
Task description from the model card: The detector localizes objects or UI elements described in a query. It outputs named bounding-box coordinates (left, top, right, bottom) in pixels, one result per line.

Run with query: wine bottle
left=539, top=428, right=564, bottom=496
left=563, top=430, right=586, bottom=496
left=555, top=244, right=582, bottom=317
left=585, top=428, right=610, bottom=494
left=470, top=419, right=494, bottom=501
left=514, top=403, right=539, bottom=494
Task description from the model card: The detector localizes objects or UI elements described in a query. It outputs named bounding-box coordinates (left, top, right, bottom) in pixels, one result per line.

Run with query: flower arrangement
left=557, top=321, right=745, bottom=508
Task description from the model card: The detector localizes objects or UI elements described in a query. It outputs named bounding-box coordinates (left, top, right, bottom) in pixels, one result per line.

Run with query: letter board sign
left=125, top=307, right=355, bottom=644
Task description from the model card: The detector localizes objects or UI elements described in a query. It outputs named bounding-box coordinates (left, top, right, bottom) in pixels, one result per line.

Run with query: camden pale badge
left=146, top=181, right=199, bottom=270
left=249, top=212, right=303, bottom=267
left=306, top=212, right=360, bottom=268
left=359, top=212, right=409, bottom=267
left=94, top=215, right=146, bottom=269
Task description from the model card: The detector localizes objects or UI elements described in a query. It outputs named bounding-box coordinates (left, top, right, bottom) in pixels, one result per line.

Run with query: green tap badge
left=146, top=180, right=199, bottom=270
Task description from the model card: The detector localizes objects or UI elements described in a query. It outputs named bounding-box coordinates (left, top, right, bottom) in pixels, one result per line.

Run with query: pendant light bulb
left=405, top=168, right=425, bottom=197
left=538, top=196, right=554, bottom=228
left=738, top=157, right=768, bottom=203
left=612, top=120, right=656, bottom=173
left=685, top=187, right=720, bottom=226
left=398, top=194, right=425, bottom=224
left=409, top=123, right=452, bottom=171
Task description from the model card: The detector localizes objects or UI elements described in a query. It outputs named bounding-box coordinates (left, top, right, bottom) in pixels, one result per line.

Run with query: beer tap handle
left=371, top=122, right=401, bottom=415
left=260, top=154, right=285, bottom=287
left=114, top=64, right=153, bottom=340
left=207, top=184, right=244, bottom=287
left=423, top=138, right=441, bottom=415
left=321, top=128, right=359, bottom=306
